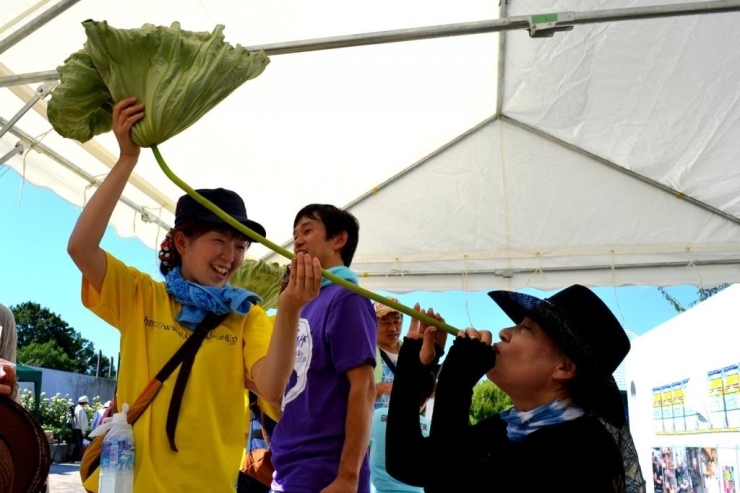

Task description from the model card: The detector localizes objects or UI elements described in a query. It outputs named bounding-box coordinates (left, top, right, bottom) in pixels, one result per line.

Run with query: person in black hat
left=385, top=285, right=632, bottom=492
left=67, top=97, right=322, bottom=492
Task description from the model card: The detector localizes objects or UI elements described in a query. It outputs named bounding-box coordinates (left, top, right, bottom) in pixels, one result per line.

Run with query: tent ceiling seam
left=499, top=114, right=740, bottom=228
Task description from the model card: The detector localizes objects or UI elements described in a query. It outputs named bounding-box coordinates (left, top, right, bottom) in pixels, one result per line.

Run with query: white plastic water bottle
left=98, top=404, right=134, bottom=493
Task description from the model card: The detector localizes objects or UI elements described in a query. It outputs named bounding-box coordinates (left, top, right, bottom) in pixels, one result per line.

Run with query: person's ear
left=174, top=231, right=189, bottom=255
left=331, top=231, right=348, bottom=251
left=552, top=357, right=577, bottom=382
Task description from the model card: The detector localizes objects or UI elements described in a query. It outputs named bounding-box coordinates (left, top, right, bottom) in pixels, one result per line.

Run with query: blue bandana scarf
left=320, top=266, right=358, bottom=288
left=165, top=267, right=262, bottom=329
left=500, top=399, right=585, bottom=442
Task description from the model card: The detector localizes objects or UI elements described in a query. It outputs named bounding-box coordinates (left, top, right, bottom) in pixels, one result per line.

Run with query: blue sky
left=0, top=168, right=701, bottom=360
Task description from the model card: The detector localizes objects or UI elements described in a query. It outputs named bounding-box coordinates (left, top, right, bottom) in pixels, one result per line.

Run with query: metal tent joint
left=0, top=80, right=57, bottom=140
left=525, top=12, right=576, bottom=38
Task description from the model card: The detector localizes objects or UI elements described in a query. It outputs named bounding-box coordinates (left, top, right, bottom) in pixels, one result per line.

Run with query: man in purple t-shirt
left=270, top=204, right=377, bottom=493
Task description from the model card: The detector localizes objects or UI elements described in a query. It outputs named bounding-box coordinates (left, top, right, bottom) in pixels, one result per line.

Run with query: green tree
left=658, top=284, right=731, bottom=313
left=11, top=301, right=112, bottom=376
left=17, top=340, right=77, bottom=372
left=470, top=380, right=512, bottom=424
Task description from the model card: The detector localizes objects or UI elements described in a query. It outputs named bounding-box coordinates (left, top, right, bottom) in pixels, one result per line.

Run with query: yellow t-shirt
left=82, top=252, right=272, bottom=493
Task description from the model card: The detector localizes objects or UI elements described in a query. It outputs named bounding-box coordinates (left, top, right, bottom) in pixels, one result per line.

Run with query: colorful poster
left=723, top=365, right=740, bottom=429
left=654, top=386, right=665, bottom=432
left=723, top=464, right=736, bottom=493
left=663, top=447, right=678, bottom=492
left=673, top=381, right=686, bottom=432
left=709, top=370, right=727, bottom=429
left=687, top=448, right=705, bottom=493
left=702, top=447, right=721, bottom=493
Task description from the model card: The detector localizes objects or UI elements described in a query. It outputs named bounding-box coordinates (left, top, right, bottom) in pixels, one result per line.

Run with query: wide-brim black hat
left=175, top=188, right=266, bottom=238
left=488, top=284, right=630, bottom=427
left=0, top=397, right=51, bottom=493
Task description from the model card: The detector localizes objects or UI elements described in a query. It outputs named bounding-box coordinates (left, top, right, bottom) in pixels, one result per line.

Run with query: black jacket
left=386, top=337, right=626, bottom=493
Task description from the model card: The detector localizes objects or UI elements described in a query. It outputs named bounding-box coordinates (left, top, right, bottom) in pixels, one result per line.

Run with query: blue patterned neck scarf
left=500, top=399, right=585, bottom=442
left=165, top=267, right=261, bottom=329
left=320, top=266, right=358, bottom=288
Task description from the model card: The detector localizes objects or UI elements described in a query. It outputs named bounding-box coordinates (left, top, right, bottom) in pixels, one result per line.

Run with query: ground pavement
left=48, top=463, right=85, bottom=493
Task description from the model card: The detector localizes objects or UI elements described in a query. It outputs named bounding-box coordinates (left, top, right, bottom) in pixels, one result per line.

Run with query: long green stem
left=152, top=145, right=460, bottom=336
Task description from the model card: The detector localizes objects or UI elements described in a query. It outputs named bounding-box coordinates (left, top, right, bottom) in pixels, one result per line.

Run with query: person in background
left=374, top=298, right=402, bottom=409
left=71, top=395, right=89, bottom=462
left=91, top=398, right=114, bottom=431
left=369, top=371, right=436, bottom=493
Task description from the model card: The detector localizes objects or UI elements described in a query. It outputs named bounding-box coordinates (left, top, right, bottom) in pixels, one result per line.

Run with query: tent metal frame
left=2, top=0, right=740, bottom=86
left=1, top=117, right=172, bottom=231
left=0, top=0, right=81, bottom=55
left=2, top=0, right=739, bottom=282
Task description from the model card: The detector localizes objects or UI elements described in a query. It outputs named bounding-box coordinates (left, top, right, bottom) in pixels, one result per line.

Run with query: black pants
left=70, top=428, right=85, bottom=462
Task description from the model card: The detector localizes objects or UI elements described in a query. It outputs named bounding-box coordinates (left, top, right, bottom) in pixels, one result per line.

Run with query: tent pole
left=0, top=70, right=58, bottom=88
left=494, top=0, right=509, bottom=117
left=0, top=118, right=173, bottom=232
left=2, top=0, right=736, bottom=62
left=245, top=0, right=740, bottom=55
left=0, top=142, right=24, bottom=165
left=0, top=0, right=81, bottom=55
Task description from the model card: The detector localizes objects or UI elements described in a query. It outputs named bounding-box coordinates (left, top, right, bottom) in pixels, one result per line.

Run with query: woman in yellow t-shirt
left=68, top=97, right=322, bottom=493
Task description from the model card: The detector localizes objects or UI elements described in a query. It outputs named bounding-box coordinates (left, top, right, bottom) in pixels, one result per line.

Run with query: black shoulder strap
left=379, top=348, right=397, bottom=375
left=164, top=312, right=228, bottom=451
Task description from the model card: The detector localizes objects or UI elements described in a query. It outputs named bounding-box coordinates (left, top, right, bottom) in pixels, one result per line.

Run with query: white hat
left=78, top=396, right=89, bottom=404
left=374, top=298, right=401, bottom=318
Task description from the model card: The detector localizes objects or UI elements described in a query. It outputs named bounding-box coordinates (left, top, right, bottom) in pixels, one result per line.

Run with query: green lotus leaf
left=48, top=20, right=269, bottom=147
left=231, top=259, right=286, bottom=310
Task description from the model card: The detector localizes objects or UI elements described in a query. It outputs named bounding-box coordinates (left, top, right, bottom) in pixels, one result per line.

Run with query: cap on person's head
left=487, top=284, right=631, bottom=428
left=0, top=398, right=51, bottom=493
left=374, top=298, right=400, bottom=318
left=174, top=188, right=266, bottom=238
left=78, top=396, right=89, bottom=404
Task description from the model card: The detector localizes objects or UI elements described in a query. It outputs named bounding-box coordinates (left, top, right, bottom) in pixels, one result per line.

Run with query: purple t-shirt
left=270, top=284, right=377, bottom=493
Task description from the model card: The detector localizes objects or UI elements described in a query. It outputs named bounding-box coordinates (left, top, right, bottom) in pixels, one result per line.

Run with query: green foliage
left=20, top=389, right=104, bottom=442
left=470, top=380, right=512, bottom=425
left=17, top=340, right=77, bottom=372
left=658, top=284, right=731, bottom=314
left=11, top=301, right=114, bottom=376
left=231, top=259, right=285, bottom=310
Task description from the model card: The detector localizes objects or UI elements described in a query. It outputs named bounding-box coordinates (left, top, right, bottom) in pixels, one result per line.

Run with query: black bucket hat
left=174, top=188, right=266, bottom=238
left=488, top=284, right=630, bottom=427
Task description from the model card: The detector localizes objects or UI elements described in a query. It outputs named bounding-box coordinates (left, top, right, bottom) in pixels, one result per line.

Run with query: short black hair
left=293, top=204, right=360, bottom=267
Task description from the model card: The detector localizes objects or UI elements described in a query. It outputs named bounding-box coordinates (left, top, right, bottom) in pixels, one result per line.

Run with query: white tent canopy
left=2, top=0, right=740, bottom=292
